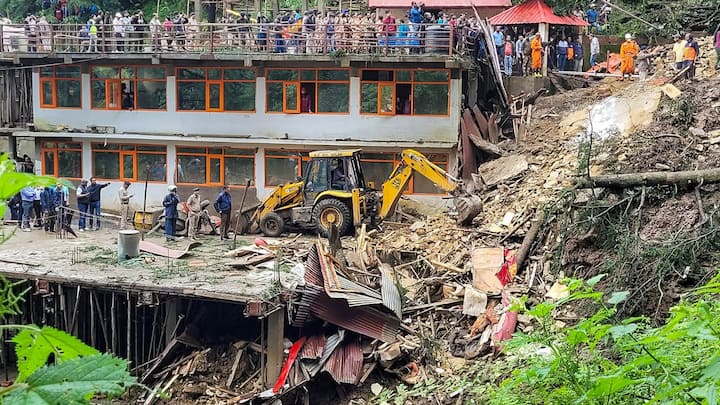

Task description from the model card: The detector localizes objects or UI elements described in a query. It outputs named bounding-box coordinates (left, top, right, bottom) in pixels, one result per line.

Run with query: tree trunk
left=194, top=0, right=201, bottom=19
left=301, top=0, right=309, bottom=12
left=254, top=0, right=263, bottom=17
left=317, top=0, right=326, bottom=13
left=271, top=0, right=280, bottom=18
left=575, top=168, right=720, bottom=189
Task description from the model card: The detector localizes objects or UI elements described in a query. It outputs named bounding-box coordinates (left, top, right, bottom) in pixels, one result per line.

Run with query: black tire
left=259, top=212, right=285, bottom=237
left=313, top=198, right=352, bottom=237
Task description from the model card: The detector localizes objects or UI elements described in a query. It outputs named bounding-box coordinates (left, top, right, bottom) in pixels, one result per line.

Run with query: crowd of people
left=6, top=3, right=493, bottom=55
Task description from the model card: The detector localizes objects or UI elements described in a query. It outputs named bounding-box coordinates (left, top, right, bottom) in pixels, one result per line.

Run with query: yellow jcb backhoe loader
left=238, top=149, right=482, bottom=237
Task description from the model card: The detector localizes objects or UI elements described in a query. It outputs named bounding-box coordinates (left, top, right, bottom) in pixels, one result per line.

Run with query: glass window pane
left=208, top=83, right=221, bottom=110
left=137, top=67, right=166, bottom=79
left=121, top=67, right=135, bottom=79
left=361, top=83, right=378, bottom=114
left=318, top=70, right=349, bottom=81
left=91, top=80, right=106, bottom=108
left=138, top=153, right=167, bottom=181
left=178, top=68, right=206, bottom=80
left=56, top=66, right=81, bottom=78
left=41, top=81, right=53, bottom=106
left=301, top=70, right=316, bottom=81
left=91, top=66, right=119, bottom=79
left=396, top=70, right=412, bottom=82
left=177, top=82, right=206, bottom=110
left=224, top=82, right=255, bottom=111
left=43, top=150, right=56, bottom=176
left=317, top=83, right=349, bottom=113
left=136, top=145, right=166, bottom=152
left=413, top=84, right=448, bottom=115
left=56, top=80, right=81, bottom=108
left=137, top=81, right=166, bottom=109
left=360, top=70, right=393, bottom=81
left=177, top=147, right=206, bottom=153
left=58, top=150, right=82, bottom=178
left=122, top=154, right=134, bottom=179
left=266, top=156, right=299, bottom=186
left=224, top=157, right=254, bottom=185
left=414, top=70, right=449, bottom=82
left=58, top=143, right=81, bottom=149
left=380, top=84, right=394, bottom=114
left=177, top=155, right=206, bottom=184
left=208, top=148, right=222, bottom=154
left=93, top=143, right=120, bottom=150
left=267, top=70, right=298, bottom=81
left=360, top=161, right=394, bottom=188
left=285, top=84, right=297, bottom=111
left=40, top=67, right=54, bottom=77
left=266, top=83, right=283, bottom=112
left=224, top=69, right=255, bottom=80
left=224, top=148, right=253, bottom=156
left=93, top=151, right=120, bottom=179
left=121, top=145, right=135, bottom=151
left=208, top=69, right=221, bottom=80
left=209, top=157, right=221, bottom=183
left=362, top=153, right=395, bottom=161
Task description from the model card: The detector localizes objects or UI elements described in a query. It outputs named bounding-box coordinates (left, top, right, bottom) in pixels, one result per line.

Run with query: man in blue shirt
left=571, top=36, right=584, bottom=71
left=556, top=36, right=569, bottom=71
left=20, top=186, right=36, bottom=231
left=586, top=6, right=599, bottom=33
left=214, top=185, right=233, bottom=240
left=163, top=185, right=180, bottom=242
left=492, top=26, right=504, bottom=60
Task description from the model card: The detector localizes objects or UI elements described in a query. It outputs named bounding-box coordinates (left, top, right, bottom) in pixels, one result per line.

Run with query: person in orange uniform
left=531, top=33, right=543, bottom=77
left=619, top=33, right=639, bottom=80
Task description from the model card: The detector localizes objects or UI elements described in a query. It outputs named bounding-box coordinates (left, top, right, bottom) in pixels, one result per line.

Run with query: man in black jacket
left=87, top=177, right=110, bottom=230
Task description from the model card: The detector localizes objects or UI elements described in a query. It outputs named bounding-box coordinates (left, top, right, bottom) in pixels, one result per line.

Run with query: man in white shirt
left=113, top=13, right=124, bottom=51
left=589, top=32, right=600, bottom=67
left=118, top=181, right=134, bottom=229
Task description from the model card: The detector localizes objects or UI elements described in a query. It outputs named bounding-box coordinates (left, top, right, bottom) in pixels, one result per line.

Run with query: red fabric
left=489, top=0, right=588, bottom=26
left=272, top=337, right=307, bottom=394
left=495, top=249, right=516, bottom=286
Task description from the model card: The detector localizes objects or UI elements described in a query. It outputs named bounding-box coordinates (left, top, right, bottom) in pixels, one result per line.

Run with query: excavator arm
left=378, top=149, right=482, bottom=225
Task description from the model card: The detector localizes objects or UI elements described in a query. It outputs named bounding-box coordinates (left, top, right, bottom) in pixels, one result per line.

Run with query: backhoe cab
left=242, top=149, right=482, bottom=237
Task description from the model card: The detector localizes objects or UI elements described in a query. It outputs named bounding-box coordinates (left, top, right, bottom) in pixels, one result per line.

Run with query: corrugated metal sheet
left=311, top=294, right=399, bottom=343
left=307, top=329, right=346, bottom=376
left=489, top=0, right=588, bottom=26
left=369, top=0, right=510, bottom=9
left=322, top=340, right=364, bottom=385
left=380, top=264, right=402, bottom=318
left=300, top=334, right=327, bottom=360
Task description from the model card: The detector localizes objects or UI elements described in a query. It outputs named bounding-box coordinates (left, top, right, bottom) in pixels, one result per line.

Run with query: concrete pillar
left=263, top=307, right=284, bottom=388
left=539, top=23, right=549, bottom=77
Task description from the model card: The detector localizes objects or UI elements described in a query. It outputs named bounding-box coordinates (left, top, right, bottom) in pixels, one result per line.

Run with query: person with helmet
left=163, top=185, right=180, bottom=241
left=619, top=33, right=639, bottom=80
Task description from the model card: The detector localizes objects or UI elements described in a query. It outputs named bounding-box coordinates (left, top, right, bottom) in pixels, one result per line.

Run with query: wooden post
left=263, top=307, right=284, bottom=388
left=111, top=293, right=117, bottom=354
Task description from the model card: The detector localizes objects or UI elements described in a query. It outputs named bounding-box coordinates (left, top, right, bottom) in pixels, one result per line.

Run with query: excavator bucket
left=454, top=195, right=483, bottom=225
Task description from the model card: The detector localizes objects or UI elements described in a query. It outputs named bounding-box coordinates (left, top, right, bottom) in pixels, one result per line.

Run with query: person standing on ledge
left=214, top=185, right=233, bottom=240
left=163, top=185, right=180, bottom=242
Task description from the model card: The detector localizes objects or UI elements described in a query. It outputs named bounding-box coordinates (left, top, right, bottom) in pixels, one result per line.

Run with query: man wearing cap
left=214, top=186, right=233, bottom=240
left=672, top=33, right=687, bottom=71
left=163, top=185, right=180, bottom=241
left=186, top=187, right=202, bottom=240
left=619, top=33, right=639, bottom=80
left=118, top=181, right=134, bottom=229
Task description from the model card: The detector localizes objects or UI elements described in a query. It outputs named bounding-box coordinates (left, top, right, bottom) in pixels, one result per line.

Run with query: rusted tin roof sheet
left=300, top=334, right=327, bottom=360
left=322, top=339, right=364, bottom=385
left=312, top=294, right=399, bottom=343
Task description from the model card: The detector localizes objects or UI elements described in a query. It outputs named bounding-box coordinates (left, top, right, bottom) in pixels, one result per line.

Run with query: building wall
left=32, top=72, right=461, bottom=145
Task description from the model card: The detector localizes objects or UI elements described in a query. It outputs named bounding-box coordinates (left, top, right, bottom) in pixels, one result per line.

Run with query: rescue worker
left=683, top=33, right=699, bottom=81
left=118, top=181, right=134, bottom=229
left=186, top=187, right=202, bottom=240
left=531, top=33, right=543, bottom=77
left=163, top=185, right=180, bottom=242
left=619, top=33, right=639, bottom=81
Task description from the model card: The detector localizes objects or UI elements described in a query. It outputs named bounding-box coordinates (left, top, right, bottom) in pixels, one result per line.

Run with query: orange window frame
left=38, top=66, right=82, bottom=109
left=40, top=141, right=83, bottom=179
left=90, top=65, right=167, bottom=111
left=359, top=152, right=450, bottom=194
left=359, top=68, right=451, bottom=117
left=265, top=68, right=350, bottom=114
left=91, top=143, right=167, bottom=182
left=176, top=67, right=256, bottom=113
left=264, top=149, right=310, bottom=186
left=175, top=147, right=256, bottom=186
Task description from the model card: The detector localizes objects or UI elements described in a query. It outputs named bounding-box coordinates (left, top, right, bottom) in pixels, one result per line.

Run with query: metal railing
left=0, top=22, right=474, bottom=57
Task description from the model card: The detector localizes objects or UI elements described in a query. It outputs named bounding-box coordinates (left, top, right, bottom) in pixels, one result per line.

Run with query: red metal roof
left=489, top=0, right=588, bottom=26
left=369, top=0, right=510, bottom=9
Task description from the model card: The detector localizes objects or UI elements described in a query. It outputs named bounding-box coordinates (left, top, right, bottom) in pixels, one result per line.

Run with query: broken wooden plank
left=227, top=253, right=275, bottom=268
left=139, top=241, right=201, bottom=259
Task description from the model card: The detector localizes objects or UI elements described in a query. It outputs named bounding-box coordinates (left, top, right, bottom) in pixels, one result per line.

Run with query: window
left=40, top=141, right=82, bottom=178
left=360, top=152, right=449, bottom=194
left=176, top=68, right=256, bottom=112
left=264, top=149, right=310, bottom=186
left=39, top=66, right=81, bottom=108
left=176, top=147, right=255, bottom=185
left=360, top=69, right=449, bottom=116
left=91, top=143, right=167, bottom=181
left=91, top=66, right=167, bottom=110
left=266, top=69, right=349, bottom=114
